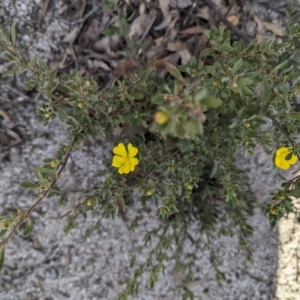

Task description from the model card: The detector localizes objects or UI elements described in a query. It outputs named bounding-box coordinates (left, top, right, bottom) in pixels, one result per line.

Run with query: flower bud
left=145, top=189, right=153, bottom=196
left=78, top=101, right=85, bottom=108
left=87, top=199, right=93, bottom=206
left=186, top=183, right=194, bottom=190
left=50, top=160, right=59, bottom=168
left=154, top=111, right=169, bottom=125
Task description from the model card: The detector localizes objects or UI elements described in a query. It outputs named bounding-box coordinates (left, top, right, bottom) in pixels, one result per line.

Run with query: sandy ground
left=0, top=0, right=298, bottom=299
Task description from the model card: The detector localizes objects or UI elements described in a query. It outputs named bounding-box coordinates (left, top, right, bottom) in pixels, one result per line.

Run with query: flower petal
left=276, top=147, right=290, bottom=156
left=119, top=161, right=131, bottom=174
left=288, top=153, right=298, bottom=165
left=113, top=143, right=127, bottom=157
left=112, top=155, right=125, bottom=168
left=275, top=155, right=290, bottom=170
left=128, top=143, right=138, bottom=158
left=129, top=157, right=139, bottom=171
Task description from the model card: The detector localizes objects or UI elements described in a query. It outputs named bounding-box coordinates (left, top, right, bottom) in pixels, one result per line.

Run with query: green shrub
left=1, top=4, right=300, bottom=299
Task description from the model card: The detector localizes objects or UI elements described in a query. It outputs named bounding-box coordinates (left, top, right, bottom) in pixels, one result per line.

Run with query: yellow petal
left=275, top=155, right=290, bottom=170
left=128, top=143, right=138, bottom=158
left=129, top=157, right=139, bottom=171
left=288, top=153, right=298, bottom=165
left=119, top=161, right=131, bottom=174
left=276, top=147, right=290, bottom=156
left=113, top=143, right=127, bottom=157
left=112, top=155, right=125, bottom=168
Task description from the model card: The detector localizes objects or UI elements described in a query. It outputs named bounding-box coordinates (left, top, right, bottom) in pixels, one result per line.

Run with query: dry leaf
left=227, top=15, right=240, bottom=26
left=261, top=20, right=285, bottom=36
left=129, top=4, right=152, bottom=39
left=254, top=15, right=285, bottom=43
left=154, top=14, right=173, bottom=31
left=114, top=58, right=137, bottom=77
left=62, top=27, right=80, bottom=43
left=80, top=19, right=101, bottom=45
left=94, top=60, right=111, bottom=71
left=0, top=110, right=12, bottom=122
left=158, top=0, right=170, bottom=17
left=180, top=26, right=205, bottom=35
left=129, top=14, right=152, bottom=39
left=93, top=35, right=119, bottom=55
left=179, top=49, right=191, bottom=65
left=253, top=15, right=266, bottom=43
left=196, top=7, right=210, bottom=21
left=173, top=270, right=201, bottom=288
left=148, top=53, right=180, bottom=68
left=170, top=0, right=192, bottom=8
left=167, top=41, right=183, bottom=52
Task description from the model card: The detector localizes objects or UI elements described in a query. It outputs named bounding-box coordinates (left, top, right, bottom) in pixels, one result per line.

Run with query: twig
left=69, top=45, right=79, bottom=70
left=269, top=116, right=296, bottom=147
left=0, top=137, right=78, bottom=248
left=57, top=195, right=96, bottom=220
left=38, top=0, right=52, bottom=24
left=139, top=15, right=157, bottom=43
left=202, top=0, right=251, bottom=44
left=143, top=149, right=180, bottom=180
left=71, top=8, right=98, bottom=25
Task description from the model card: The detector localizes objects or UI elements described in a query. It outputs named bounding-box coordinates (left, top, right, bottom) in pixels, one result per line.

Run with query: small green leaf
left=10, top=23, right=16, bottom=46
left=289, top=189, right=300, bottom=197
left=262, top=81, right=271, bottom=102
left=274, top=60, right=289, bottom=71
left=2, top=67, right=19, bottom=77
left=58, top=108, right=67, bottom=122
left=43, top=158, right=54, bottom=163
left=231, top=58, right=243, bottom=74
left=88, top=94, right=99, bottom=101
left=19, top=181, right=37, bottom=189
left=228, top=120, right=238, bottom=129
left=57, top=85, right=69, bottom=93
left=237, top=77, right=253, bottom=86
left=140, top=68, right=153, bottom=82
left=0, top=229, right=7, bottom=238
left=190, top=56, right=197, bottom=68
left=4, top=53, right=14, bottom=61
left=165, top=62, right=186, bottom=85
left=201, top=97, right=222, bottom=108
left=290, top=112, right=300, bottom=121
left=200, top=48, right=214, bottom=57
left=177, top=140, right=191, bottom=152
left=151, top=94, right=164, bottom=104
left=48, top=69, right=57, bottom=86
left=0, top=247, right=5, bottom=271
left=31, top=166, right=53, bottom=174
left=131, top=92, right=144, bottom=100
left=22, top=220, right=32, bottom=237
left=219, top=43, right=233, bottom=51
left=204, top=29, right=211, bottom=39
left=50, top=185, right=61, bottom=193
left=107, top=86, right=119, bottom=94
left=102, top=28, right=118, bottom=36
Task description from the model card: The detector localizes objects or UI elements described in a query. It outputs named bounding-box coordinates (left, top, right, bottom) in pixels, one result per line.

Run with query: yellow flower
left=154, top=111, right=169, bottom=125
left=112, top=143, right=139, bottom=174
left=274, top=147, right=298, bottom=170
